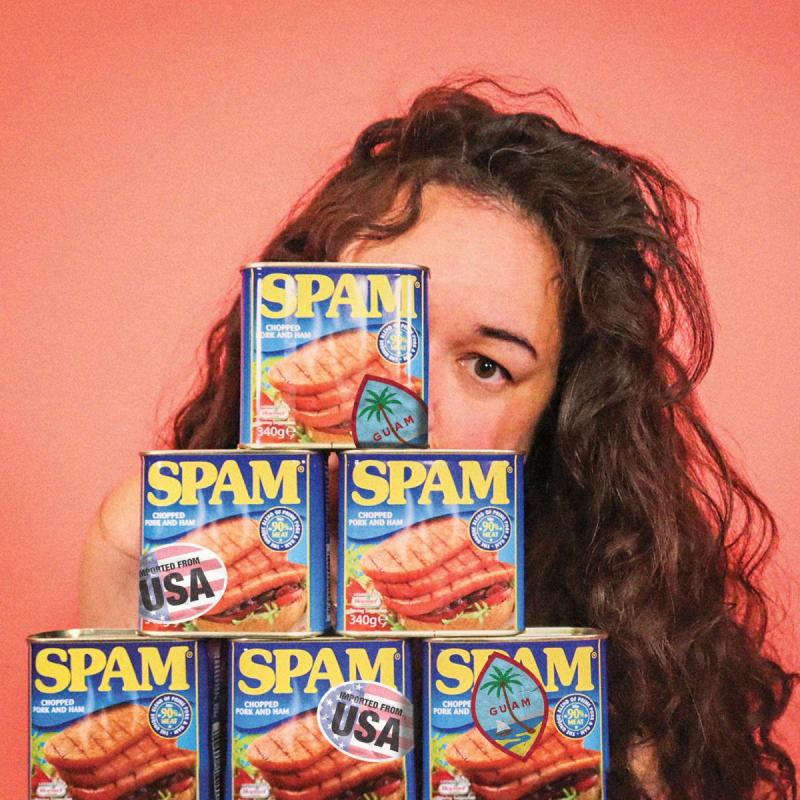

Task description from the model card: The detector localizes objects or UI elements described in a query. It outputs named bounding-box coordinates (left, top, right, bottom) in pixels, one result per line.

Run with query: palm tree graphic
left=358, top=386, right=412, bottom=445
left=481, top=664, right=538, bottom=734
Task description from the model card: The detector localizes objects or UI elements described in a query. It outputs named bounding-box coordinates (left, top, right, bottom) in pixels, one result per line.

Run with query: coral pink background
left=3, top=2, right=798, bottom=793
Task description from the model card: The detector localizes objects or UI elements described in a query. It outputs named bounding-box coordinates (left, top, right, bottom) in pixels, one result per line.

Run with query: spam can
left=240, top=263, right=429, bottom=448
left=227, top=637, right=415, bottom=800
left=29, top=630, right=223, bottom=800
left=139, top=450, right=327, bottom=636
left=338, top=450, right=524, bottom=636
left=423, top=629, right=609, bottom=799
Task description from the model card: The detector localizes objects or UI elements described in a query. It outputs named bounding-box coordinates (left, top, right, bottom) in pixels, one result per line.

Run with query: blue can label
left=338, top=450, right=524, bottom=635
left=228, top=638, right=415, bottom=799
left=139, top=450, right=326, bottom=635
left=29, top=636, right=218, bottom=800
left=423, top=633, right=609, bottom=799
left=240, top=263, right=429, bottom=448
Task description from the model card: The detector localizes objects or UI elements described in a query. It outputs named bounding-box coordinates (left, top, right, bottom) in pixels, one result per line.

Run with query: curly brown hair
left=169, top=79, right=796, bottom=797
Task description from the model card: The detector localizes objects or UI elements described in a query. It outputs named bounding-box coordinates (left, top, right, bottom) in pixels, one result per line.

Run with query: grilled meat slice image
left=359, top=516, right=515, bottom=630
left=181, top=515, right=307, bottom=632
left=247, top=711, right=405, bottom=800
left=446, top=719, right=602, bottom=800
left=43, top=704, right=196, bottom=800
left=268, top=330, right=381, bottom=396
left=267, top=329, right=416, bottom=442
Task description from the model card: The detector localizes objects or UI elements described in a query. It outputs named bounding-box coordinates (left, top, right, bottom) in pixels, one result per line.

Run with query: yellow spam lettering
left=435, top=645, right=595, bottom=695
left=351, top=459, right=510, bottom=506
left=34, top=646, right=191, bottom=693
left=147, top=458, right=301, bottom=506
left=259, top=272, right=417, bottom=319
left=237, top=647, right=397, bottom=694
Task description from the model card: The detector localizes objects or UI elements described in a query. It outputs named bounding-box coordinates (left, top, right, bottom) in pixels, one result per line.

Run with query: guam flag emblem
left=352, top=375, right=428, bottom=448
left=472, top=653, right=549, bottom=760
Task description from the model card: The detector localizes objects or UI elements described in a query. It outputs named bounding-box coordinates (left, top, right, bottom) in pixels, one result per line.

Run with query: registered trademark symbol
left=298, top=464, right=305, bottom=472
left=591, top=651, right=597, bottom=659
left=394, top=652, right=400, bottom=661
left=507, top=465, right=513, bottom=473
left=187, top=651, right=193, bottom=658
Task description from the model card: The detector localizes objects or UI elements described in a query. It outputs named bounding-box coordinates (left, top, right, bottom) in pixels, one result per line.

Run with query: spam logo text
left=34, top=645, right=191, bottom=693
left=259, top=273, right=418, bottom=319
left=350, top=459, right=510, bottom=506
left=435, top=646, right=596, bottom=695
left=146, top=458, right=301, bottom=506
left=238, top=647, right=398, bottom=695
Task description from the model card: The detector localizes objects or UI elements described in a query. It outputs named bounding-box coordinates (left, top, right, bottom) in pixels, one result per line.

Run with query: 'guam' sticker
left=472, top=652, right=549, bottom=760
left=139, top=543, right=227, bottom=624
left=353, top=375, right=428, bottom=448
left=317, top=680, right=413, bottom=762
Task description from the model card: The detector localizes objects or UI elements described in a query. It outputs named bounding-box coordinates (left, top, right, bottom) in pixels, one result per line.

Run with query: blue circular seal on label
left=554, top=693, right=596, bottom=739
left=469, top=507, right=512, bottom=551
left=149, top=693, right=192, bottom=739
left=259, top=507, right=303, bottom=551
left=377, top=320, right=418, bottom=364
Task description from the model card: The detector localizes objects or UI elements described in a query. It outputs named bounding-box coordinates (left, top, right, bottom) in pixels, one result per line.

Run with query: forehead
left=342, top=185, right=562, bottom=339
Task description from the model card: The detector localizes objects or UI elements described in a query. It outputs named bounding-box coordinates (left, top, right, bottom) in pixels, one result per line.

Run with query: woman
left=80, top=79, right=796, bottom=798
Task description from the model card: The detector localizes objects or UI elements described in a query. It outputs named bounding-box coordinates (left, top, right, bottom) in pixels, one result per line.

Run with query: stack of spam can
left=29, top=264, right=609, bottom=800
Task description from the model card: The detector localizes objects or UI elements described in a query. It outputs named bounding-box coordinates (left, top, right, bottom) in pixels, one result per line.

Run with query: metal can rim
left=27, top=628, right=142, bottom=642
left=241, top=261, right=430, bottom=274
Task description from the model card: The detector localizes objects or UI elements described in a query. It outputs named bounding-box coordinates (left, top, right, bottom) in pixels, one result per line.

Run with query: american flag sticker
left=139, top=543, right=228, bottom=623
left=316, top=680, right=413, bottom=762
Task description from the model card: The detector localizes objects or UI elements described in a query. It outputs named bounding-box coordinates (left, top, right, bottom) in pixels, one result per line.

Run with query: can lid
left=422, top=627, right=607, bottom=642
left=27, top=628, right=142, bottom=643
left=240, top=261, right=429, bottom=274
left=227, top=634, right=411, bottom=645
left=141, top=447, right=324, bottom=456
left=237, top=443, right=335, bottom=451
left=340, top=448, right=525, bottom=456
left=136, top=630, right=327, bottom=640
left=519, top=626, right=607, bottom=640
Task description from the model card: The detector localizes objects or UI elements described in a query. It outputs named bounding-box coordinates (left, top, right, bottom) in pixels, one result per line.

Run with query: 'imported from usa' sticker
left=139, top=542, right=227, bottom=623
left=317, top=680, right=413, bottom=762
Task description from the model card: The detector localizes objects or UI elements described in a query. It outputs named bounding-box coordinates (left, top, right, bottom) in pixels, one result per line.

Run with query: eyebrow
left=476, top=325, right=538, bottom=360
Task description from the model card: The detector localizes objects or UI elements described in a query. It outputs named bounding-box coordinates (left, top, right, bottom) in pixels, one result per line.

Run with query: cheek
left=428, top=370, right=533, bottom=450
left=427, top=366, right=482, bottom=448
left=429, top=403, right=505, bottom=450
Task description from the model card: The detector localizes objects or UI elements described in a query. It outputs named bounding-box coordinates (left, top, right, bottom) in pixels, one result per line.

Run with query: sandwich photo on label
left=246, top=711, right=405, bottom=800
left=268, top=329, right=415, bottom=443
left=445, top=718, right=602, bottom=800
left=187, top=515, right=307, bottom=632
left=359, top=515, right=515, bottom=630
left=42, top=703, right=196, bottom=800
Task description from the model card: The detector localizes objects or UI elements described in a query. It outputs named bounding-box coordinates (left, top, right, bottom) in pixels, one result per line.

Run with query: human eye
left=459, top=354, right=513, bottom=389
